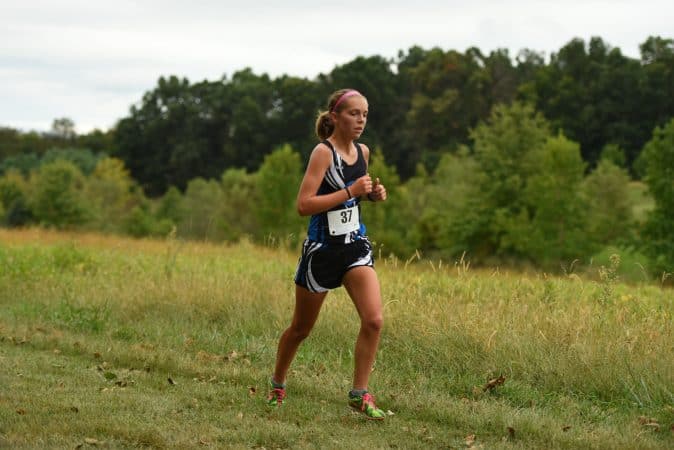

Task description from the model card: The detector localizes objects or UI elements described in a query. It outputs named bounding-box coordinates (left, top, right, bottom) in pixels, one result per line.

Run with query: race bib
left=327, top=206, right=360, bottom=235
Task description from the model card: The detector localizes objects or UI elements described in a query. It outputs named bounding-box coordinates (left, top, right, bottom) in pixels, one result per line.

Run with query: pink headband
left=331, top=90, right=361, bottom=112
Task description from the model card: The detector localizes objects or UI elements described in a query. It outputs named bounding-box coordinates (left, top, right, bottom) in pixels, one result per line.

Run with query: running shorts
left=294, top=238, right=374, bottom=293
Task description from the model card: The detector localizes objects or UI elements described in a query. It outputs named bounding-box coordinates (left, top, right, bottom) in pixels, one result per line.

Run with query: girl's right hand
left=350, top=174, right=372, bottom=197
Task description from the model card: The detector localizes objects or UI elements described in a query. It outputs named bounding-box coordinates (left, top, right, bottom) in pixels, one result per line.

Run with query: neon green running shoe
left=267, top=387, right=286, bottom=407
left=348, top=392, right=386, bottom=420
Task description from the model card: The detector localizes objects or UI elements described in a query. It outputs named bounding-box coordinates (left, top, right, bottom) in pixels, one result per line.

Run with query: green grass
left=1, top=229, right=672, bottom=449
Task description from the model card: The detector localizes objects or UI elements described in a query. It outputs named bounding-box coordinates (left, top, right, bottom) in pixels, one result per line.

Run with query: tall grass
left=0, top=228, right=672, bottom=449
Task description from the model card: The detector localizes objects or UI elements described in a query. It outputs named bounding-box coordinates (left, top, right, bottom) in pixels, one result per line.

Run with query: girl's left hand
left=369, top=178, right=387, bottom=202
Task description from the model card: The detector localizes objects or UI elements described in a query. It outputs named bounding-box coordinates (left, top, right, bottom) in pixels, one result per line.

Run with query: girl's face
left=332, top=96, right=368, bottom=140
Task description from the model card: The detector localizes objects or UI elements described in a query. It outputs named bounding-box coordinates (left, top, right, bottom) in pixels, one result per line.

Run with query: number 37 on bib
left=327, top=206, right=360, bottom=235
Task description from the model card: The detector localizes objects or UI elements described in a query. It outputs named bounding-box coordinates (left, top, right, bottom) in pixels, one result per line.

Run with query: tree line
left=0, top=36, right=672, bottom=278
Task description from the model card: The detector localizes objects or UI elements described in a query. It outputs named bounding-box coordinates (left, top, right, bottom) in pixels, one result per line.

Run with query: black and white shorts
left=294, top=238, right=374, bottom=293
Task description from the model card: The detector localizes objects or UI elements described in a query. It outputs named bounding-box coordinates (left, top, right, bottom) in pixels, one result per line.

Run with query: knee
left=287, top=324, right=312, bottom=342
left=361, top=315, right=383, bottom=334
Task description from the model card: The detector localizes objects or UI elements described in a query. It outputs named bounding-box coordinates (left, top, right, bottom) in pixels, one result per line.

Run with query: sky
left=1, top=0, right=672, bottom=134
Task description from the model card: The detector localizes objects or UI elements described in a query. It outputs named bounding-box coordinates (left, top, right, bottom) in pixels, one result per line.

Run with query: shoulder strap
left=321, top=139, right=340, bottom=168
left=353, top=142, right=363, bottom=160
left=321, top=139, right=335, bottom=151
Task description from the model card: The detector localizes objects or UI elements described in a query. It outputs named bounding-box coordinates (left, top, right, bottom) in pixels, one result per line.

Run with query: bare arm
left=361, top=144, right=388, bottom=202
left=297, top=144, right=373, bottom=216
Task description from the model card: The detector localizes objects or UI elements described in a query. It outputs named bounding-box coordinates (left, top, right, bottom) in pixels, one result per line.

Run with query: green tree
left=179, top=178, right=226, bottom=241
left=0, top=170, right=32, bottom=226
left=268, top=76, right=321, bottom=160
left=220, top=168, right=258, bottom=241
left=522, top=37, right=645, bottom=170
left=425, top=148, right=483, bottom=259
left=403, top=48, right=487, bottom=169
left=640, top=118, right=674, bottom=273
left=30, top=160, right=90, bottom=228
left=468, top=102, right=550, bottom=260
left=254, top=145, right=304, bottom=241
left=599, top=143, right=626, bottom=167
left=41, top=148, right=105, bottom=175
left=115, top=75, right=230, bottom=195
left=155, top=186, right=185, bottom=226
left=515, top=135, right=591, bottom=264
left=85, top=158, right=139, bottom=232
left=582, top=159, right=634, bottom=245
left=51, top=118, right=76, bottom=140
left=0, top=152, right=40, bottom=176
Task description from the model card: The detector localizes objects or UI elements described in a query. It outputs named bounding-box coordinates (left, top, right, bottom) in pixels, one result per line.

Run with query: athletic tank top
left=306, top=140, right=367, bottom=245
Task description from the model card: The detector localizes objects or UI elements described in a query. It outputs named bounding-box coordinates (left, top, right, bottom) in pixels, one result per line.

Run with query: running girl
left=268, top=88, right=388, bottom=420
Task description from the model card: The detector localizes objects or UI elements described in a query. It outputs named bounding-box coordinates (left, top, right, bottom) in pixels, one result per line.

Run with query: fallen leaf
left=236, top=411, right=243, bottom=419
left=386, top=410, right=395, bottom=416
left=638, top=416, right=660, bottom=431
left=84, top=437, right=101, bottom=445
left=70, top=406, right=79, bottom=413
left=248, top=386, right=257, bottom=396
left=93, top=352, right=101, bottom=359
left=507, top=427, right=515, bottom=438
left=484, top=375, right=506, bottom=392
left=638, top=416, right=657, bottom=425
left=465, top=434, right=476, bottom=446
left=225, top=350, right=238, bottom=361
left=168, top=376, right=176, bottom=385
left=16, top=408, right=26, bottom=415
left=562, top=425, right=571, bottom=432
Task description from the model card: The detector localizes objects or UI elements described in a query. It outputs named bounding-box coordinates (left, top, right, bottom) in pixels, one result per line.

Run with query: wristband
left=345, top=186, right=352, bottom=199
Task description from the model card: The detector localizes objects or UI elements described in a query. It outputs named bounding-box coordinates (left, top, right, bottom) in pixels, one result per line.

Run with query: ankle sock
left=270, top=378, right=285, bottom=389
left=349, top=388, right=368, bottom=398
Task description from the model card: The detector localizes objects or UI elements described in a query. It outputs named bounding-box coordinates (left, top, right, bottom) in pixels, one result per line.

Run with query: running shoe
left=267, top=387, right=286, bottom=407
left=348, top=392, right=386, bottom=420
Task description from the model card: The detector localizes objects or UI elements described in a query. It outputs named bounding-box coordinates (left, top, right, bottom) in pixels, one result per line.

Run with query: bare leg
left=342, top=266, right=383, bottom=390
left=272, top=285, right=327, bottom=384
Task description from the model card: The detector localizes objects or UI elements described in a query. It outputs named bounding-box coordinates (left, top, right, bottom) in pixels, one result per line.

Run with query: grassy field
left=0, top=229, right=672, bottom=449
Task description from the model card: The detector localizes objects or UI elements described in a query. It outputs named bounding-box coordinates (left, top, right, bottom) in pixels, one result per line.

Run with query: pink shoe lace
left=267, top=387, right=286, bottom=406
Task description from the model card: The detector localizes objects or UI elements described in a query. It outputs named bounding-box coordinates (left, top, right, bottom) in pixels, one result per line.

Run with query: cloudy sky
left=1, top=0, right=672, bottom=134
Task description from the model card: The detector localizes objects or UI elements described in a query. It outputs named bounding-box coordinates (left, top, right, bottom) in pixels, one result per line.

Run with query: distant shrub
left=41, top=147, right=105, bottom=175
left=220, top=168, right=258, bottom=242
left=254, top=145, right=304, bottom=243
left=85, top=157, right=139, bottom=232
left=179, top=177, right=226, bottom=240
left=122, top=202, right=173, bottom=238
left=29, top=160, right=90, bottom=228
left=0, top=170, right=33, bottom=226
left=582, top=159, right=634, bottom=245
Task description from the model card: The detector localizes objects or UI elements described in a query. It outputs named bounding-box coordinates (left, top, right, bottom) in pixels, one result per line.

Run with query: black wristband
left=367, top=192, right=375, bottom=201
left=345, top=186, right=352, bottom=199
